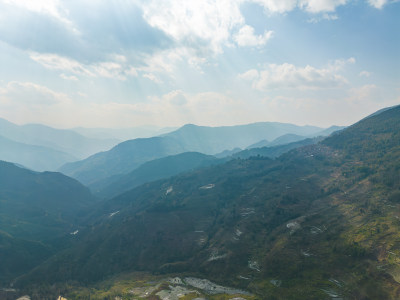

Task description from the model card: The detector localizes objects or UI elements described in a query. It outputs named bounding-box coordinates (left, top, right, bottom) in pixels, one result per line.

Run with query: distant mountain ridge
left=0, top=135, right=77, bottom=171
left=59, top=136, right=187, bottom=185
left=0, top=118, right=119, bottom=160
left=72, top=126, right=177, bottom=140
left=246, top=125, right=345, bottom=149
left=59, top=122, right=327, bottom=185
left=234, top=136, right=323, bottom=159
left=162, top=122, right=324, bottom=154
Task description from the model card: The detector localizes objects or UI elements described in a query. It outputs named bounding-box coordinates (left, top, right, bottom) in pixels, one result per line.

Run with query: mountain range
left=1, top=106, right=399, bottom=299
left=6, top=105, right=399, bottom=299
left=72, top=125, right=176, bottom=140
left=0, top=118, right=121, bottom=171
left=59, top=122, right=334, bottom=186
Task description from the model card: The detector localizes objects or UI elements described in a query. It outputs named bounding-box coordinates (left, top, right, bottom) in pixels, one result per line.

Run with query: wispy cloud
left=359, top=71, right=372, bottom=77
left=308, top=13, right=339, bottom=23
left=239, top=58, right=355, bottom=91
left=30, top=53, right=94, bottom=77
left=0, top=81, right=70, bottom=106
left=60, top=74, right=78, bottom=81
left=30, top=53, right=138, bottom=81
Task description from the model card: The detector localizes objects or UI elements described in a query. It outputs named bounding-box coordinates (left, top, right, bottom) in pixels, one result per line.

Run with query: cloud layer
left=0, top=0, right=398, bottom=128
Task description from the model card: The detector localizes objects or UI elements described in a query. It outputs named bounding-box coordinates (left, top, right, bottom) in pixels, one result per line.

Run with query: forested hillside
left=16, top=106, right=400, bottom=299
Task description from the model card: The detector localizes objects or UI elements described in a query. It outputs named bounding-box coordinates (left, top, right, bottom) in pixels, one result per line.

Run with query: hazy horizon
left=1, top=114, right=345, bottom=130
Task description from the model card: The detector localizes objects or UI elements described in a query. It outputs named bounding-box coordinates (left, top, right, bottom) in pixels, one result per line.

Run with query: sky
left=0, top=0, right=399, bottom=129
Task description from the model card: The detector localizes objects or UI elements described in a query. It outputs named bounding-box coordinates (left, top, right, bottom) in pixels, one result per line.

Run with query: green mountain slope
left=0, top=161, right=97, bottom=283
left=0, top=135, right=77, bottom=171
left=18, top=106, right=400, bottom=299
left=0, top=161, right=96, bottom=241
left=0, top=231, right=52, bottom=285
left=90, top=152, right=222, bottom=198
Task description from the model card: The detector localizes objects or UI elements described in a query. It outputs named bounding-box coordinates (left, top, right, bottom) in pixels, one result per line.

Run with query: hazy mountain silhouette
left=0, top=135, right=77, bottom=171
left=0, top=118, right=119, bottom=159
left=59, top=122, right=325, bottom=185
left=59, top=136, right=187, bottom=185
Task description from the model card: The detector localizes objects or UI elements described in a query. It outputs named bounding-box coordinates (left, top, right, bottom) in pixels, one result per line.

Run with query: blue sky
left=0, top=0, right=398, bottom=128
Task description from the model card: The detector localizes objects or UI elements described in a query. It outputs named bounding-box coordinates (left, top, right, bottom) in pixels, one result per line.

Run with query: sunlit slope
left=21, top=106, right=400, bottom=299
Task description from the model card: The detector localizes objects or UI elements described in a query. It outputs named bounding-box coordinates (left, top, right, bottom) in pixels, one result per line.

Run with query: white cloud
left=308, top=13, right=338, bottom=23
left=251, top=0, right=347, bottom=13
left=162, top=90, right=188, bottom=105
left=137, top=0, right=354, bottom=69
left=60, top=74, right=78, bottom=81
left=240, top=59, right=354, bottom=90
left=141, top=0, right=244, bottom=54
left=137, top=46, right=208, bottom=80
left=238, top=69, right=260, bottom=81
left=30, top=53, right=94, bottom=76
left=234, top=25, right=273, bottom=47
left=359, top=71, right=372, bottom=77
left=2, top=0, right=63, bottom=19
left=125, top=67, right=138, bottom=77
left=143, top=73, right=162, bottom=83
left=329, top=57, right=355, bottom=71
left=250, top=0, right=297, bottom=13
left=368, top=0, right=388, bottom=9
left=93, top=62, right=126, bottom=81
left=299, top=0, right=348, bottom=13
